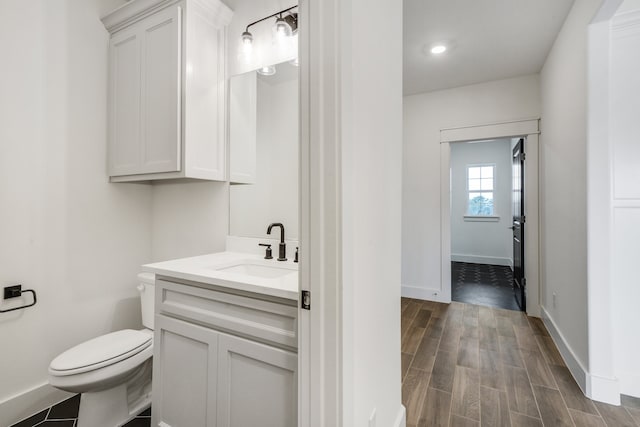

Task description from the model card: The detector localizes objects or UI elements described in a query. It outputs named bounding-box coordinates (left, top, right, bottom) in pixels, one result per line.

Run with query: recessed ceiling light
left=431, top=45, right=447, bottom=55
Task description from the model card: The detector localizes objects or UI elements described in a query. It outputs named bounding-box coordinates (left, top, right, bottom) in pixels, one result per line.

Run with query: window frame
left=465, top=163, right=497, bottom=218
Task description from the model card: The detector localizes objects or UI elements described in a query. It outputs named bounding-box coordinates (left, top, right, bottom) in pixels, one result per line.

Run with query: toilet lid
left=50, top=329, right=152, bottom=373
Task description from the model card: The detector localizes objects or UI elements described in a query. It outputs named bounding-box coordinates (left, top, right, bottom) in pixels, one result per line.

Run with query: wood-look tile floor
left=401, top=298, right=640, bottom=427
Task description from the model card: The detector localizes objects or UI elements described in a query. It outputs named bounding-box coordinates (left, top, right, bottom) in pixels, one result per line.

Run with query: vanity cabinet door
left=152, top=315, right=218, bottom=427
left=217, top=333, right=297, bottom=427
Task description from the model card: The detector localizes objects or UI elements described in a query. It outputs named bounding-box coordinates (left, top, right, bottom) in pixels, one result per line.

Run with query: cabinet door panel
left=183, top=4, right=225, bottom=179
left=153, top=316, right=217, bottom=427
left=140, top=6, right=181, bottom=174
left=109, top=27, right=141, bottom=176
left=217, top=333, right=297, bottom=427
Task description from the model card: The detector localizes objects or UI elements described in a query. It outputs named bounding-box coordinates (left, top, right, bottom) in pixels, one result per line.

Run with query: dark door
left=512, top=139, right=526, bottom=311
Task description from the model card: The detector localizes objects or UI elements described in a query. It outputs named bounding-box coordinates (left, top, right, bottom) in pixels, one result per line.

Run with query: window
left=467, top=165, right=495, bottom=216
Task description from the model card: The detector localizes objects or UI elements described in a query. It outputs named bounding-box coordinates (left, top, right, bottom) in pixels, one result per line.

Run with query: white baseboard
left=451, top=254, right=512, bottom=267
left=0, top=382, right=72, bottom=427
left=540, top=306, right=589, bottom=392
left=401, top=285, right=450, bottom=303
left=393, top=405, right=406, bottom=427
left=589, top=374, right=621, bottom=405
left=540, top=306, right=620, bottom=405
left=618, top=372, right=640, bottom=400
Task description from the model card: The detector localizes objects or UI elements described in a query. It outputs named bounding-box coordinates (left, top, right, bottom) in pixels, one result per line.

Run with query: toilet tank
left=137, top=273, right=155, bottom=330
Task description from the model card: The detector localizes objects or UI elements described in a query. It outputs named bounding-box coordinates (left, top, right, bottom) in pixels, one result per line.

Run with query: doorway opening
left=449, top=137, right=524, bottom=311
left=439, top=118, right=540, bottom=317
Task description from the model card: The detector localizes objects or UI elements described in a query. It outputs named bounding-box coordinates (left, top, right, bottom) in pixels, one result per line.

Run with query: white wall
left=539, top=0, right=602, bottom=382
left=617, top=0, right=640, bottom=12
left=151, top=182, right=228, bottom=261
left=0, top=1, right=152, bottom=424
left=230, top=72, right=299, bottom=239
left=450, top=139, right=512, bottom=266
left=339, top=0, right=404, bottom=425
left=402, top=74, right=540, bottom=301
left=608, top=2, right=640, bottom=398
left=227, top=0, right=297, bottom=77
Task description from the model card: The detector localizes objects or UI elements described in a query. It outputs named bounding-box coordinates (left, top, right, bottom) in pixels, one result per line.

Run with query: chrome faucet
left=267, top=223, right=287, bottom=261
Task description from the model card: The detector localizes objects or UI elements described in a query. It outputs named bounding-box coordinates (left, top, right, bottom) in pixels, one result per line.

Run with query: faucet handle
left=258, top=243, right=273, bottom=260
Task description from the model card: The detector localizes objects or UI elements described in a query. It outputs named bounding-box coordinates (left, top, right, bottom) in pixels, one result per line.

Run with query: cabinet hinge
left=301, top=290, right=311, bottom=310
left=522, top=215, right=526, bottom=223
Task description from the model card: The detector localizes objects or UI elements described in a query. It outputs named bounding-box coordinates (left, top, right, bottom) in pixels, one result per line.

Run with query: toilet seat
left=49, top=329, right=152, bottom=376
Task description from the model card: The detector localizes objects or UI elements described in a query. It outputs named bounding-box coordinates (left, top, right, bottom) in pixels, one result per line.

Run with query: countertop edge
left=141, top=263, right=299, bottom=301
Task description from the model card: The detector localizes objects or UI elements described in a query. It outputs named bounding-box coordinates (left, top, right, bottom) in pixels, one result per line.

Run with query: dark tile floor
left=9, top=394, right=151, bottom=427
left=451, top=262, right=520, bottom=311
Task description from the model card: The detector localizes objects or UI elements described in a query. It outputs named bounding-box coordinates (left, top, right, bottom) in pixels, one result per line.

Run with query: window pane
left=481, top=166, right=494, bottom=178
left=468, top=192, right=494, bottom=216
left=481, top=178, right=493, bottom=190
left=469, top=179, right=480, bottom=190
left=468, top=167, right=480, bottom=179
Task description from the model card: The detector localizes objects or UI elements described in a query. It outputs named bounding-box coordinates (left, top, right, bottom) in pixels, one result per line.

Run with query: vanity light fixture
left=241, top=5, right=298, bottom=50
left=257, top=65, right=276, bottom=76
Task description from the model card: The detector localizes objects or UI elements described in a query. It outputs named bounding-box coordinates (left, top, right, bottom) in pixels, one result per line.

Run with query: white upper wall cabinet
left=102, top=0, right=233, bottom=182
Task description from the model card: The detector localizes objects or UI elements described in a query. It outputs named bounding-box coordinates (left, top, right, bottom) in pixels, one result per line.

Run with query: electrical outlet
left=552, top=292, right=557, bottom=308
left=369, top=408, right=377, bottom=427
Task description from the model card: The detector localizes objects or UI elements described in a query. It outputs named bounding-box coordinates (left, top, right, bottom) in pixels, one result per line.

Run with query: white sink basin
left=216, top=262, right=296, bottom=279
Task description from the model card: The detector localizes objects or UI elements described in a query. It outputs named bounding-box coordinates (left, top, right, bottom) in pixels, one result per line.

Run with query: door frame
left=298, top=0, right=342, bottom=425
left=440, top=118, right=541, bottom=317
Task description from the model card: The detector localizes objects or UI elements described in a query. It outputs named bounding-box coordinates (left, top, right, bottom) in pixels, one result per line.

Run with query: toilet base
left=76, top=359, right=152, bottom=427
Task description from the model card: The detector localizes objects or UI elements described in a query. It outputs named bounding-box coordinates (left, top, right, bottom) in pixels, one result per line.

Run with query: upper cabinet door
left=108, top=6, right=182, bottom=177
left=109, top=25, right=141, bottom=176
left=139, top=6, right=182, bottom=174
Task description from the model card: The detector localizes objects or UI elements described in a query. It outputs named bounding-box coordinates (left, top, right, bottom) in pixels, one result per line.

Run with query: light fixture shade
left=274, top=16, right=292, bottom=37
left=241, top=31, right=253, bottom=53
left=283, top=13, right=298, bottom=35
left=257, top=65, right=276, bottom=76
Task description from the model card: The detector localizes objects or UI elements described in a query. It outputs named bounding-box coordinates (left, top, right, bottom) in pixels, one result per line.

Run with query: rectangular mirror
left=229, top=61, right=299, bottom=239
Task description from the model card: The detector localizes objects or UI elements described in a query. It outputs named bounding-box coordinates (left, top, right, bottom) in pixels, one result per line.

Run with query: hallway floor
left=451, top=262, right=520, bottom=311
left=401, top=298, right=640, bottom=427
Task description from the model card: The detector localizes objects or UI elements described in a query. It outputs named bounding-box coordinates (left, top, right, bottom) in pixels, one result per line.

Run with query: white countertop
left=142, top=252, right=299, bottom=300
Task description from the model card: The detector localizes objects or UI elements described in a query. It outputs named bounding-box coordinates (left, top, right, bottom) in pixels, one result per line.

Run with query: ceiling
left=403, top=0, right=575, bottom=96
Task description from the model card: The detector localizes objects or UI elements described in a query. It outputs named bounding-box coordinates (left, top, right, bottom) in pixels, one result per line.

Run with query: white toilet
left=49, top=273, right=155, bottom=427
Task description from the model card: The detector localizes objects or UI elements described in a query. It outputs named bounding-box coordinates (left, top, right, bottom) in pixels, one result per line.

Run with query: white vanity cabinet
left=152, top=278, right=297, bottom=427
left=101, top=0, right=232, bottom=182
